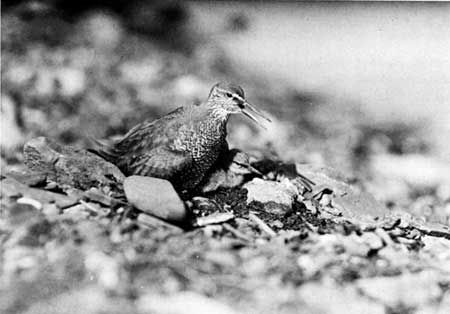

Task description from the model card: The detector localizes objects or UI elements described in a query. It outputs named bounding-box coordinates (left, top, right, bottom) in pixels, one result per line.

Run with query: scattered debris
left=194, top=212, right=235, bottom=227
left=249, top=212, right=277, bottom=237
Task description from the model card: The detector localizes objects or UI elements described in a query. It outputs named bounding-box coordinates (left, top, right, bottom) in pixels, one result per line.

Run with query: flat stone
left=23, top=137, right=125, bottom=191
left=243, top=178, right=297, bottom=207
left=1, top=177, right=78, bottom=208
left=296, top=164, right=387, bottom=220
left=124, top=176, right=187, bottom=222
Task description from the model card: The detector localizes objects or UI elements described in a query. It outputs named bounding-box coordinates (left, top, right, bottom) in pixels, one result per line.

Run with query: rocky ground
left=1, top=3, right=450, bottom=314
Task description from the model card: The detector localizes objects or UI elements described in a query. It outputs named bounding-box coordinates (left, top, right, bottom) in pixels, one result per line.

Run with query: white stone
left=56, top=67, right=86, bottom=97
left=137, top=291, right=242, bottom=314
left=124, top=176, right=187, bottom=222
left=356, top=271, right=444, bottom=308
left=243, top=178, right=297, bottom=207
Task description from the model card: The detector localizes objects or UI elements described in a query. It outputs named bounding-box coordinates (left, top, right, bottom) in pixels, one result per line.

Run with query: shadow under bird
left=93, top=82, right=270, bottom=192
left=201, top=149, right=262, bottom=193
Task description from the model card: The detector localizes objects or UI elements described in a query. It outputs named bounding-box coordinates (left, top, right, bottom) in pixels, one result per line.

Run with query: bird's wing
left=123, top=147, right=192, bottom=179
left=95, top=107, right=187, bottom=162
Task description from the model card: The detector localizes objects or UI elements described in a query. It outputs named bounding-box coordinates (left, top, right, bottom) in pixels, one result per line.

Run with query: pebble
left=62, top=204, right=90, bottom=221
left=55, top=67, right=86, bottom=97
left=371, top=153, right=450, bottom=190
left=360, top=232, right=384, bottom=250
left=124, top=176, right=187, bottom=222
left=137, top=213, right=183, bottom=234
left=85, top=251, right=121, bottom=291
left=356, top=271, right=445, bottom=308
left=243, top=178, right=297, bottom=207
left=137, top=291, right=242, bottom=314
left=341, top=234, right=371, bottom=257
left=0, top=95, right=24, bottom=151
left=17, top=197, right=43, bottom=211
left=298, top=282, right=385, bottom=314
left=80, top=12, right=123, bottom=50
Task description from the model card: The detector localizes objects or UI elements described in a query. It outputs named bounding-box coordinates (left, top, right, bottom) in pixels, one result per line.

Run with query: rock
left=137, top=213, right=184, bottom=234
left=243, top=178, right=297, bottom=207
left=55, top=67, right=86, bottom=97
left=85, top=251, right=121, bottom=291
left=17, top=286, right=135, bottom=314
left=137, top=291, right=242, bottom=314
left=340, top=234, right=371, bottom=257
left=0, top=94, right=24, bottom=152
left=124, top=176, right=187, bottom=222
left=360, top=232, right=384, bottom=250
left=356, top=271, right=447, bottom=308
left=371, top=153, right=450, bottom=190
left=298, top=282, right=385, bottom=314
left=80, top=12, right=123, bottom=50
left=1, top=177, right=78, bottom=208
left=23, top=137, right=125, bottom=191
left=296, top=164, right=387, bottom=220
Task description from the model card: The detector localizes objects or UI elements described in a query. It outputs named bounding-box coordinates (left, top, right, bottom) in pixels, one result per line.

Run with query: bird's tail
left=87, top=136, right=120, bottom=163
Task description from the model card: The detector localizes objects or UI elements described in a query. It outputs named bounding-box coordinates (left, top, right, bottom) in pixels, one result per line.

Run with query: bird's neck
left=201, top=101, right=230, bottom=124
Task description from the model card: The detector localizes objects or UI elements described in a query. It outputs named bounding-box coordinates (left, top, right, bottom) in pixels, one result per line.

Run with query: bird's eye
left=226, top=92, right=233, bottom=98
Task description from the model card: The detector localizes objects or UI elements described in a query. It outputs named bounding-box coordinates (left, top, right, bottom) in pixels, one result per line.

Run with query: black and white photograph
left=1, top=1, right=450, bottom=313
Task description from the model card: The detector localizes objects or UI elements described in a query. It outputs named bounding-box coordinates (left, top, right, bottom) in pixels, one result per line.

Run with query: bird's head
left=207, top=82, right=271, bottom=127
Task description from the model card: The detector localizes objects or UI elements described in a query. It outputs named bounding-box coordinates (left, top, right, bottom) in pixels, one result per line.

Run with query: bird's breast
left=176, top=120, right=226, bottom=162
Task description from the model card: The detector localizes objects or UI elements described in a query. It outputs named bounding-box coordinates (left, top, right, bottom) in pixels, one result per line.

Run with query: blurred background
left=2, top=2, right=450, bottom=313
left=2, top=0, right=450, bottom=207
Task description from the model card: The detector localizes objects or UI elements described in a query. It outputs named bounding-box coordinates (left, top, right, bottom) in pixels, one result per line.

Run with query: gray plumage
left=94, top=82, right=270, bottom=192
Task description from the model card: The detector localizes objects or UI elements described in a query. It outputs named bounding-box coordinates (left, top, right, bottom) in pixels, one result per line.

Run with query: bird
left=201, top=149, right=262, bottom=193
left=92, top=82, right=270, bottom=192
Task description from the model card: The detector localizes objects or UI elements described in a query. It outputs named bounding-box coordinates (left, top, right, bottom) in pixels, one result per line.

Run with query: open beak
left=247, top=164, right=263, bottom=176
left=241, top=101, right=271, bottom=128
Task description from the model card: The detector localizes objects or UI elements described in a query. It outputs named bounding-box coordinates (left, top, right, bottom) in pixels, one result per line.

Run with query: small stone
left=298, top=282, right=385, bottom=314
left=137, top=291, right=242, bottom=314
left=85, top=251, right=121, bottom=291
left=42, top=203, right=60, bottom=217
left=371, top=153, right=450, bottom=190
left=124, top=176, right=187, bottom=222
left=80, top=12, right=123, bottom=50
left=356, top=271, right=444, bottom=308
left=341, top=234, right=370, bottom=257
left=137, top=213, right=184, bottom=233
left=55, top=67, right=86, bottom=97
left=360, top=232, right=384, bottom=250
left=62, top=204, right=90, bottom=221
left=17, top=197, right=42, bottom=211
left=0, top=95, right=24, bottom=152
left=269, top=220, right=284, bottom=229
left=243, top=178, right=296, bottom=207
left=303, top=200, right=318, bottom=214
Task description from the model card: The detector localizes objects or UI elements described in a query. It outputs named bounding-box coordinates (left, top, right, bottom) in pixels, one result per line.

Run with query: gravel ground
left=1, top=3, right=450, bottom=314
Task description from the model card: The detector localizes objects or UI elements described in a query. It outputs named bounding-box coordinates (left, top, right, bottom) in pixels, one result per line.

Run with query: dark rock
left=124, top=176, right=187, bottom=222
left=1, top=176, right=78, bottom=208
left=23, top=137, right=125, bottom=191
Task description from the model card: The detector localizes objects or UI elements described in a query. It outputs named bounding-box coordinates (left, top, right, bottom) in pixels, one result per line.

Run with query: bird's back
left=95, top=106, right=187, bottom=170
left=93, top=104, right=228, bottom=191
